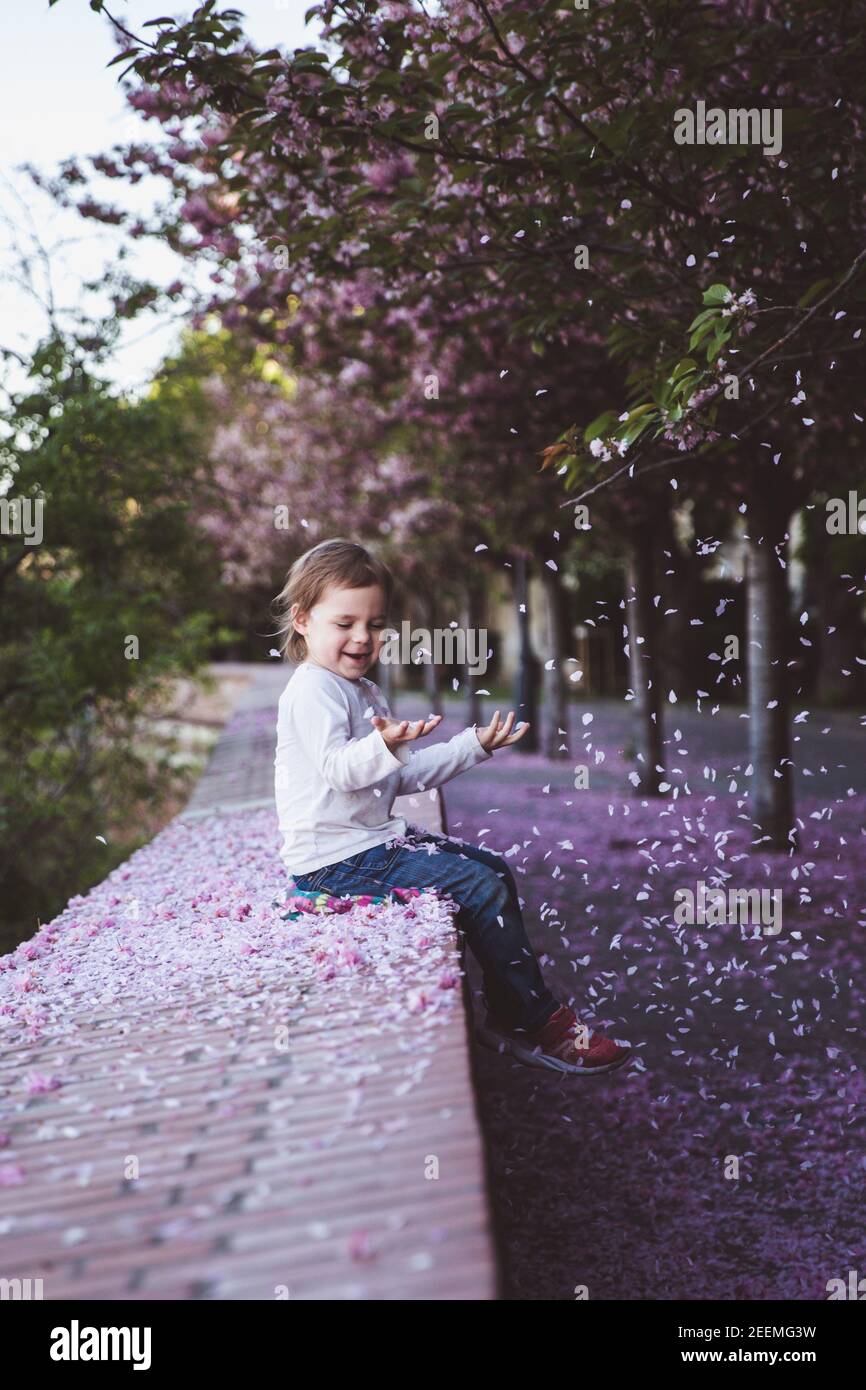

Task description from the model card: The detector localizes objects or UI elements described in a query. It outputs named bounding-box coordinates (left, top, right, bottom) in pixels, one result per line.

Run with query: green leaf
left=702, top=284, right=731, bottom=306
left=621, top=414, right=656, bottom=446
left=689, top=318, right=719, bottom=351
left=668, top=357, right=699, bottom=384
left=294, top=51, right=330, bottom=71
left=705, top=331, right=730, bottom=363
left=107, top=48, right=140, bottom=67
left=687, top=307, right=720, bottom=332
left=671, top=378, right=699, bottom=406
left=582, top=409, right=619, bottom=443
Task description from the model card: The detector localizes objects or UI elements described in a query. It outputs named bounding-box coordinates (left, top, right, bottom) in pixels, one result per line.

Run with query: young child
left=273, top=537, right=631, bottom=1076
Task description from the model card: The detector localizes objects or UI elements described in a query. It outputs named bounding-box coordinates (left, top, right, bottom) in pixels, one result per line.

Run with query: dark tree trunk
left=807, top=514, right=866, bottom=706
left=657, top=506, right=698, bottom=701
left=625, top=527, right=664, bottom=795
left=512, top=552, right=540, bottom=752
left=421, top=593, right=443, bottom=716
left=462, top=572, right=484, bottom=728
left=540, top=564, right=570, bottom=759
left=745, top=488, right=795, bottom=850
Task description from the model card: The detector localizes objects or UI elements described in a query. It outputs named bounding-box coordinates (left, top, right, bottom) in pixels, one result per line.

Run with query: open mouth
left=344, top=652, right=371, bottom=662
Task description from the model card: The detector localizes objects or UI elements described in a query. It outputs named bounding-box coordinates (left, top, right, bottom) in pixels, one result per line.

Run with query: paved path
left=0, top=665, right=496, bottom=1300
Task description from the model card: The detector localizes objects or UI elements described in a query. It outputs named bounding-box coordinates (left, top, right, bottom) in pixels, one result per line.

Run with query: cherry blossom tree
left=54, top=0, right=866, bottom=838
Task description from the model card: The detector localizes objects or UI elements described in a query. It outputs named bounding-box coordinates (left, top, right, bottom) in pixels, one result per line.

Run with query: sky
left=0, top=1, right=319, bottom=394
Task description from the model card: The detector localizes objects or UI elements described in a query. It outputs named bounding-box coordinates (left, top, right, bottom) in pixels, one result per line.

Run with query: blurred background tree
left=0, top=327, right=230, bottom=951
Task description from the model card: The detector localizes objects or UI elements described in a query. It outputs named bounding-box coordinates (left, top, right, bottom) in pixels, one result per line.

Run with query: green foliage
left=0, top=334, right=228, bottom=951
left=553, top=282, right=744, bottom=497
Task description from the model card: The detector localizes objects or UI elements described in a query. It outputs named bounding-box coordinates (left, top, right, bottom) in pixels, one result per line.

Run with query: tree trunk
left=657, top=505, right=698, bottom=700
left=422, top=657, right=443, bottom=715
left=807, top=514, right=866, bottom=706
left=512, top=552, right=540, bottom=753
left=625, top=528, right=664, bottom=794
left=421, top=593, right=443, bottom=716
left=745, top=490, right=795, bottom=850
left=462, top=572, right=484, bottom=728
left=540, top=564, right=570, bottom=759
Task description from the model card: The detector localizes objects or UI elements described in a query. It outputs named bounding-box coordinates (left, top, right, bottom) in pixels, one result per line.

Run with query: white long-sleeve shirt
left=274, top=660, right=492, bottom=876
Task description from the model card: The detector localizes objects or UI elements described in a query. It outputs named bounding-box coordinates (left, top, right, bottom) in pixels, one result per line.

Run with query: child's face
left=292, top=582, right=389, bottom=681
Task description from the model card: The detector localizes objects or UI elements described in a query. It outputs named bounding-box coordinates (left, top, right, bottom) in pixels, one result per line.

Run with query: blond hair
left=272, top=538, right=394, bottom=663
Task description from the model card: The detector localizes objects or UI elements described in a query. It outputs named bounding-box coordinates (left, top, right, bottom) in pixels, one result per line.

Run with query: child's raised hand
left=371, top=712, right=443, bottom=754
left=474, top=709, right=530, bottom=752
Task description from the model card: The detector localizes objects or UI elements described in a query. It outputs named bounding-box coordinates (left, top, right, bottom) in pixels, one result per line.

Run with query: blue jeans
left=289, top=829, right=560, bottom=1035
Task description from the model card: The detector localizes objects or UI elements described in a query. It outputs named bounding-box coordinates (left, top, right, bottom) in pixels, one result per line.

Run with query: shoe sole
left=474, top=1023, right=632, bottom=1076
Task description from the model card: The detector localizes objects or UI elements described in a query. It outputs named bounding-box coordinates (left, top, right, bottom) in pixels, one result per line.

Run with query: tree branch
left=559, top=243, right=866, bottom=509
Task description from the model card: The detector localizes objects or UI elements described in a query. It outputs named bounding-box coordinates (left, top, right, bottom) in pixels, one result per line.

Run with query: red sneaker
left=477, top=1003, right=632, bottom=1076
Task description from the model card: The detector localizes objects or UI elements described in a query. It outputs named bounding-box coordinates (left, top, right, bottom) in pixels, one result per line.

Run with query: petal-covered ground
left=0, top=807, right=461, bottom=1053
left=3, top=688, right=863, bottom=1300
left=434, top=697, right=866, bottom=1301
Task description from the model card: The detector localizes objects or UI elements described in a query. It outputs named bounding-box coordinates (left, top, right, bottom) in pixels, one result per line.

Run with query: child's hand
left=371, top=713, right=443, bottom=754
left=474, top=709, right=530, bottom=752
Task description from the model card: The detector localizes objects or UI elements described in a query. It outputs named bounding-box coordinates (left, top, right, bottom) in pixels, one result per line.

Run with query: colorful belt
left=280, top=885, right=423, bottom=920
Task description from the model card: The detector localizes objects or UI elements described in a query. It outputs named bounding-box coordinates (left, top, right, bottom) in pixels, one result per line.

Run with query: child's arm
left=370, top=706, right=528, bottom=795
left=390, top=720, right=493, bottom=794
left=290, top=675, right=404, bottom=792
